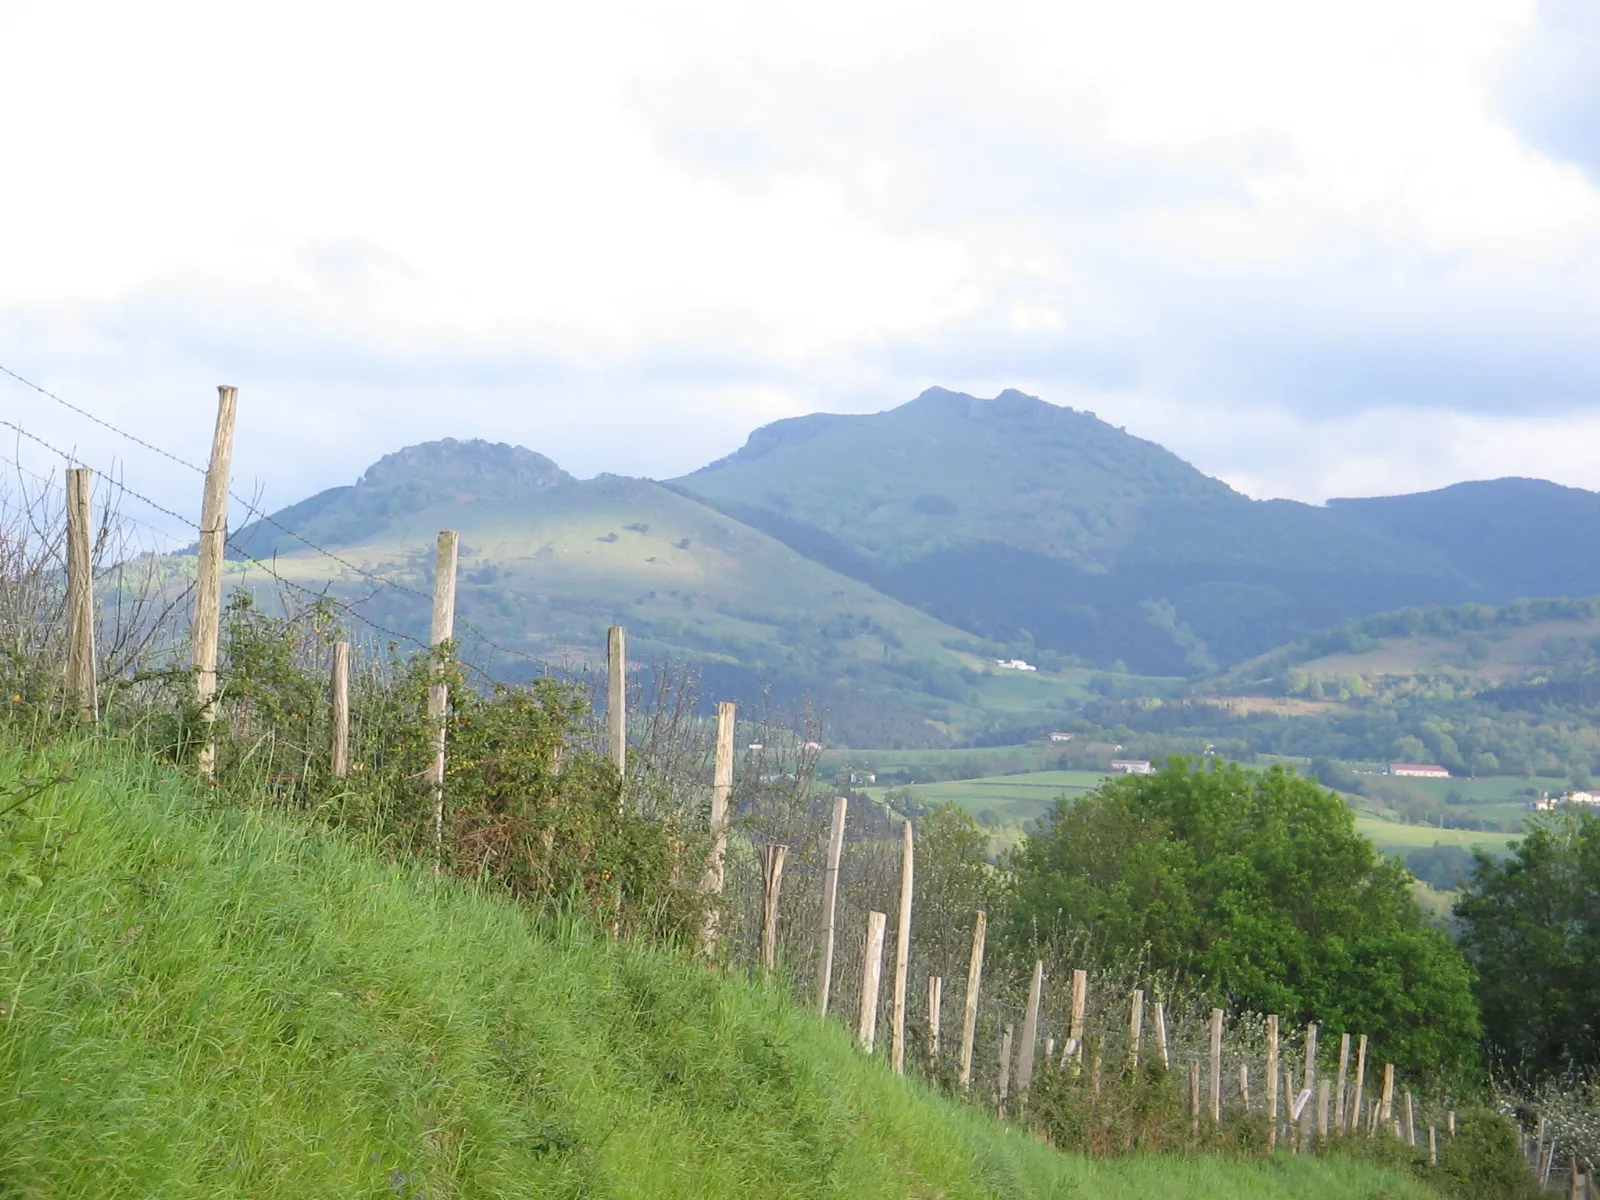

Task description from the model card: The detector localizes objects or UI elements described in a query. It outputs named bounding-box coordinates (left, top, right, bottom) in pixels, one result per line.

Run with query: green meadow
left=0, top=736, right=1449, bottom=1198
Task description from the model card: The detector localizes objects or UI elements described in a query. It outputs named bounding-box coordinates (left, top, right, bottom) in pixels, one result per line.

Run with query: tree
left=1391, top=735, right=1428, bottom=763
left=1472, top=751, right=1499, bottom=777
left=1455, top=809, right=1600, bottom=1079
left=912, top=804, right=1005, bottom=981
left=1005, top=761, right=1481, bottom=1076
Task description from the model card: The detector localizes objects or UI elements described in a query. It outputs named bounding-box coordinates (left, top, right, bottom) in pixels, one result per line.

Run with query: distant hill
left=223, top=439, right=1075, bottom=748
left=1328, top=478, right=1600, bottom=604
left=213, top=394, right=1600, bottom=744
left=672, top=388, right=1504, bottom=673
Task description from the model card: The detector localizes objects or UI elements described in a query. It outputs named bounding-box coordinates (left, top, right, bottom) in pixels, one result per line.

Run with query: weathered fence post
left=1067, top=968, right=1087, bottom=1070
left=815, top=796, right=847, bottom=1015
left=1015, top=959, right=1044, bottom=1099
left=1429, top=1125, right=1439, bottom=1167
left=958, top=910, right=986, bottom=1091
left=425, top=530, right=459, bottom=867
left=1266, top=1014, right=1280, bottom=1150
left=1301, top=1022, right=1319, bottom=1147
left=606, top=625, right=626, bottom=786
left=330, top=641, right=350, bottom=777
left=759, top=844, right=787, bottom=972
left=858, top=910, right=887, bottom=1054
left=1317, top=1079, right=1331, bottom=1142
left=1209, top=1008, right=1224, bottom=1124
left=997, top=1024, right=1015, bottom=1116
left=1155, top=999, right=1169, bottom=1069
left=1128, top=988, right=1144, bottom=1069
left=1405, top=1092, right=1416, bottom=1146
left=928, top=976, right=943, bottom=1064
left=1334, top=1032, right=1350, bottom=1134
left=700, top=701, right=737, bottom=953
left=1349, top=1033, right=1368, bottom=1134
left=193, top=385, right=237, bottom=779
left=64, top=467, right=97, bottom=722
left=1380, top=1063, right=1395, bottom=1128
left=1240, top=1063, right=1251, bottom=1107
left=891, top=820, right=914, bottom=1075
left=1189, top=1060, right=1201, bottom=1134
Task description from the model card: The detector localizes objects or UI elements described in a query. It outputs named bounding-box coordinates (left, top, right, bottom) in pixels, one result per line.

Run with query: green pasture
left=0, top=736, right=1447, bottom=1199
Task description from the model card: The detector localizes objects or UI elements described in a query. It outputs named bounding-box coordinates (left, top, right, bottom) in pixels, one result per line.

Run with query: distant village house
left=996, top=659, right=1038, bottom=671
left=1049, top=732, right=1073, bottom=743
left=1110, top=759, right=1155, bottom=776
left=1386, top=763, right=1450, bottom=779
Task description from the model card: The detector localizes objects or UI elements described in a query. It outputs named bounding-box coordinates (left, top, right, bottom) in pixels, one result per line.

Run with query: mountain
left=216, top=394, right=1600, bottom=745
left=672, top=388, right=1487, bottom=673
left=225, top=439, right=1087, bottom=748
left=1328, top=478, right=1600, bottom=603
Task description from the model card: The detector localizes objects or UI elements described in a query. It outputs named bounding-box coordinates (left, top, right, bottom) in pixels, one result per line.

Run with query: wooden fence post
left=891, top=820, right=914, bottom=1075
left=330, top=641, right=350, bottom=777
left=1405, top=1092, right=1416, bottom=1146
left=607, top=625, right=626, bottom=786
left=759, top=844, right=787, bottom=972
left=1380, top=1063, right=1395, bottom=1127
left=192, top=385, right=237, bottom=779
left=928, top=976, right=943, bottom=1064
left=1429, top=1125, right=1438, bottom=1166
left=425, top=530, right=459, bottom=867
left=1317, top=1079, right=1331, bottom=1141
left=1301, top=1022, right=1319, bottom=1146
left=1240, top=1063, right=1251, bottom=1107
left=1155, top=1000, right=1170, bottom=1069
left=858, top=910, right=887, bottom=1054
left=997, top=1024, right=1015, bottom=1116
left=700, top=701, right=736, bottom=953
left=1334, top=1032, right=1350, bottom=1134
left=1015, top=959, right=1044, bottom=1099
left=64, top=467, right=97, bottom=722
left=1189, top=1060, right=1201, bottom=1134
left=1266, top=1014, right=1280, bottom=1151
left=1067, top=968, right=1087, bottom=1070
left=1209, top=1008, right=1224, bottom=1124
left=816, top=796, right=847, bottom=1015
left=958, top=910, right=986, bottom=1091
left=1350, top=1033, right=1368, bottom=1134
left=1128, top=988, right=1144, bottom=1069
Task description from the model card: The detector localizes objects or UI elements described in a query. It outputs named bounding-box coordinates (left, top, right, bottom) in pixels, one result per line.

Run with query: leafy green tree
left=1391, top=735, right=1428, bottom=763
left=1005, top=761, right=1481, bottom=1076
left=912, top=804, right=1005, bottom=980
left=1455, top=809, right=1600, bottom=1079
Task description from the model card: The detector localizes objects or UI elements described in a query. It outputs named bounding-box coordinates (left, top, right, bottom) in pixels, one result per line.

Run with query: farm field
left=1349, top=810, right=1519, bottom=856
left=870, top=765, right=1524, bottom=860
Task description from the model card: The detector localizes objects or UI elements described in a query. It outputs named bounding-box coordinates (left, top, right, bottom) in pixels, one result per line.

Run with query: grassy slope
left=0, top=739, right=1440, bottom=1199
left=260, top=475, right=975, bottom=665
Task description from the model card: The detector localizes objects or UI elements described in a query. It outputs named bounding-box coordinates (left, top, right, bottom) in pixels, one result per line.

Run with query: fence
left=1, top=374, right=1589, bottom=1188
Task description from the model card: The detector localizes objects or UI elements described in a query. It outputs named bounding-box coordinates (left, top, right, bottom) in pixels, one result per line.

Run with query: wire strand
left=1, top=361, right=549, bottom=669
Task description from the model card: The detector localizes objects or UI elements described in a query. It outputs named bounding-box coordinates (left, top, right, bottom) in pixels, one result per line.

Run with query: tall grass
left=0, top=735, right=1447, bottom=1198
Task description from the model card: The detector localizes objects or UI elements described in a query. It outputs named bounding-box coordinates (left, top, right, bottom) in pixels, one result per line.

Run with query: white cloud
left=1, top=0, right=1597, bottom=524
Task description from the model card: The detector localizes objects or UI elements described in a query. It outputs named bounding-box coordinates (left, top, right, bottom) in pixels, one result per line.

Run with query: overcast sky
left=2, top=0, right=1598, bottom=538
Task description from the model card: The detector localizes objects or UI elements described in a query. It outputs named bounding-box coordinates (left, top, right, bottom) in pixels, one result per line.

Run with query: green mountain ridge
left=216, top=389, right=1600, bottom=744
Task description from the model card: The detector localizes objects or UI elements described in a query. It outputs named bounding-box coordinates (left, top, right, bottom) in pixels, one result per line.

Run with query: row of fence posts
left=61, top=386, right=240, bottom=750
left=54, top=387, right=1584, bottom=1184
left=1528, top=1116, right=1593, bottom=1198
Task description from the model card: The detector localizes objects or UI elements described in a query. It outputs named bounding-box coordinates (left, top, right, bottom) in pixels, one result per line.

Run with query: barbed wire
left=0, top=361, right=551, bottom=670
left=0, top=413, right=534, bottom=686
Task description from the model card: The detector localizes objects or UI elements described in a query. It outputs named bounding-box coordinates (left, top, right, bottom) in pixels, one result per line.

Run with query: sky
left=2, top=0, right=1598, bottom=539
